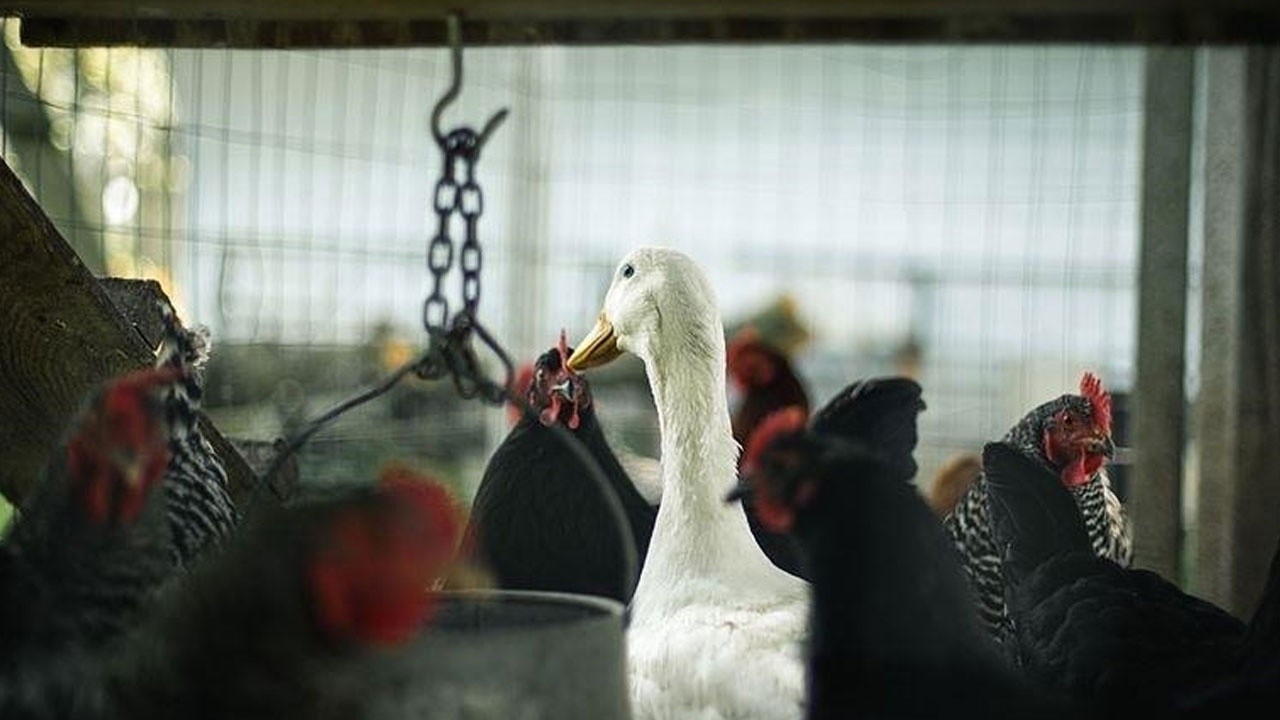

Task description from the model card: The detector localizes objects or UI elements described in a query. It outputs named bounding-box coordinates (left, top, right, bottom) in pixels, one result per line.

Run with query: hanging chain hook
left=430, top=13, right=509, bottom=156
left=250, top=11, right=520, bottom=511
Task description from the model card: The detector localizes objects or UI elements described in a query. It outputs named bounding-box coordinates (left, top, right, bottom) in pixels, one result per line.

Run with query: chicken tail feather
left=809, top=377, right=925, bottom=482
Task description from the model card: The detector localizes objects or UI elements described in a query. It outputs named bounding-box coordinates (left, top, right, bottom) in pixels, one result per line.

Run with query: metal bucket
left=364, top=590, right=630, bottom=720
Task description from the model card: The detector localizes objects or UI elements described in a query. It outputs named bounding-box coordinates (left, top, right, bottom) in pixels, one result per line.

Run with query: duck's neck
left=639, top=327, right=772, bottom=585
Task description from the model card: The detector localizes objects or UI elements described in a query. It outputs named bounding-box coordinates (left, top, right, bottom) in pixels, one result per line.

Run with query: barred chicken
left=154, top=301, right=238, bottom=567
left=926, top=451, right=982, bottom=518
left=943, top=372, right=1131, bottom=641
left=1, top=366, right=179, bottom=660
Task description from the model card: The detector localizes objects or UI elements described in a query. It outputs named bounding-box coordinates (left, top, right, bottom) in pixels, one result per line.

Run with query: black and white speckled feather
left=156, top=302, right=238, bottom=566
left=1, top=374, right=178, bottom=672
left=1, top=452, right=176, bottom=659
left=943, top=392, right=1132, bottom=641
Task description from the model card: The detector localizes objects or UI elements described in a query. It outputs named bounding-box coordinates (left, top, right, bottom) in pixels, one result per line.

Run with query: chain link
left=416, top=121, right=512, bottom=403
left=423, top=129, right=489, bottom=331
left=459, top=156, right=484, bottom=315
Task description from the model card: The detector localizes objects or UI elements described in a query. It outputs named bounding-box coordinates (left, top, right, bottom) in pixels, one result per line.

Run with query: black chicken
left=467, top=337, right=657, bottom=604
left=944, top=372, right=1131, bottom=641
left=733, top=378, right=1075, bottom=719
left=984, top=441, right=1279, bottom=717
left=2, top=466, right=465, bottom=719
left=110, top=466, right=462, bottom=719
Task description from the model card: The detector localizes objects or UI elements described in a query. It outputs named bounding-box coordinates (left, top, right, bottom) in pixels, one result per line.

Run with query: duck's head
left=567, top=247, right=720, bottom=372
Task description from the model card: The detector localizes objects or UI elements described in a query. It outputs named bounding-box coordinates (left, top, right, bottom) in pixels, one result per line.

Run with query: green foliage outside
left=0, top=494, right=13, bottom=530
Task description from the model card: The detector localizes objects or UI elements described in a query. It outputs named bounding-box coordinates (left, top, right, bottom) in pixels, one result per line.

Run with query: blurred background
left=0, top=25, right=1169, bottom=561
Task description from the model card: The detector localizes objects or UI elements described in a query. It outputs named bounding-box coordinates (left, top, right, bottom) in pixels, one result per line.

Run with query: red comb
left=101, top=367, right=181, bottom=431
left=307, top=466, right=462, bottom=646
left=741, top=405, right=807, bottom=474
left=67, top=366, right=183, bottom=525
left=556, top=329, right=576, bottom=376
left=377, top=466, right=462, bottom=553
left=1079, top=372, right=1112, bottom=434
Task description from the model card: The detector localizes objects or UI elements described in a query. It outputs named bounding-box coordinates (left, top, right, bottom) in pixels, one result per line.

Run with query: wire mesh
left=0, top=29, right=1143, bottom=500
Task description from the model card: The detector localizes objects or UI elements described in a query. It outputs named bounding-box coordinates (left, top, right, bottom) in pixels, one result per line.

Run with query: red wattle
left=539, top=395, right=561, bottom=427
left=1060, top=455, right=1091, bottom=488
left=754, top=497, right=795, bottom=534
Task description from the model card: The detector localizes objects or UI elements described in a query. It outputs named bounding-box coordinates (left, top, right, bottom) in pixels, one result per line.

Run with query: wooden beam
left=7, top=0, right=1280, bottom=46
left=99, top=278, right=171, bottom=350
left=6, top=1, right=1278, bottom=21
left=1195, top=47, right=1280, bottom=617
left=0, top=159, right=263, bottom=507
left=1130, top=48, right=1193, bottom=583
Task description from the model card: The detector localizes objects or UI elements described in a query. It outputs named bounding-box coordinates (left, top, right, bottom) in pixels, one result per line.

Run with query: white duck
left=569, top=247, right=807, bottom=720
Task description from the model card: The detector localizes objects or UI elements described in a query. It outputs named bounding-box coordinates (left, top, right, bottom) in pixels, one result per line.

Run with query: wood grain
left=0, top=159, right=261, bottom=507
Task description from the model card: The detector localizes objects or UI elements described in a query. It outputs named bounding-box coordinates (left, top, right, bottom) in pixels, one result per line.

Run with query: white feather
left=612, top=444, right=663, bottom=505
left=591, top=247, right=807, bottom=720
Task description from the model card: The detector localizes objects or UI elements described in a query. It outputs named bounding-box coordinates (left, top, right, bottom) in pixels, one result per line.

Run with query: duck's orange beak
left=567, top=315, right=621, bottom=372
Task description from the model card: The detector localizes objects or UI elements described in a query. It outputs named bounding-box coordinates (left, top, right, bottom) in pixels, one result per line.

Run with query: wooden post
left=1195, top=47, right=1280, bottom=616
left=0, top=158, right=261, bottom=507
left=1130, top=48, right=1193, bottom=582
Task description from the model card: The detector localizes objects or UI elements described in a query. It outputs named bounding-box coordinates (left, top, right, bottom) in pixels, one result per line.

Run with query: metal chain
left=415, top=115, right=515, bottom=406
left=458, top=139, right=485, bottom=317
left=253, top=22, right=631, bottom=599
left=253, top=15, right=529, bottom=507
left=424, top=130, right=480, bottom=337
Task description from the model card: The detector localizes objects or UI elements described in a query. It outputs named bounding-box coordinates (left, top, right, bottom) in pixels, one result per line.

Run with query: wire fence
left=0, top=29, right=1144, bottom=499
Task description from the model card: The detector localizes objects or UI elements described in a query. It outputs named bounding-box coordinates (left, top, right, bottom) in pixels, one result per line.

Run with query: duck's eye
left=621, top=263, right=635, bottom=279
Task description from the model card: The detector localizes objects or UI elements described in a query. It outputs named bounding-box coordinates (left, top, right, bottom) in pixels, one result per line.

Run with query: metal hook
left=430, top=13, right=509, bottom=154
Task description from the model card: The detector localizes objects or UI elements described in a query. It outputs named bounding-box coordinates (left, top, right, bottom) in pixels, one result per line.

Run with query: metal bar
left=1130, top=47, right=1193, bottom=583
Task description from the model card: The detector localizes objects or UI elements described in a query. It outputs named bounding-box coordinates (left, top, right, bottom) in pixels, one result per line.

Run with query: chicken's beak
left=724, top=477, right=753, bottom=504
left=1076, top=432, right=1115, bottom=459
left=567, top=315, right=622, bottom=372
left=548, top=378, right=575, bottom=400
left=125, top=463, right=144, bottom=488
left=113, top=450, right=145, bottom=488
